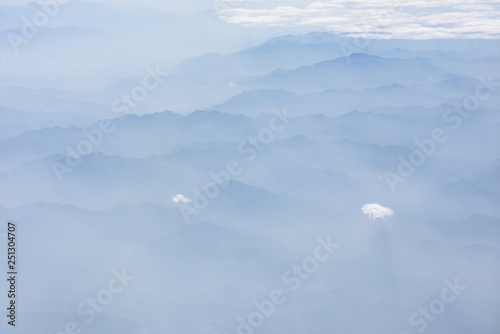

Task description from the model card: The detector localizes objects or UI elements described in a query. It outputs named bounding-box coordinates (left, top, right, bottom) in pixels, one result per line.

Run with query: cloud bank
left=217, top=0, right=500, bottom=39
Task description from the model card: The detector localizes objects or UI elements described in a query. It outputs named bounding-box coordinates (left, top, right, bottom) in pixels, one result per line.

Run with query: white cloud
left=217, top=0, right=500, bottom=38
left=361, top=203, right=394, bottom=221
left=172, top=194, right=191, bottom=204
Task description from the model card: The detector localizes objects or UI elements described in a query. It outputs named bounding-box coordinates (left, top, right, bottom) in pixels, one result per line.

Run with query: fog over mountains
left=0, top=1, right=499, bottom=334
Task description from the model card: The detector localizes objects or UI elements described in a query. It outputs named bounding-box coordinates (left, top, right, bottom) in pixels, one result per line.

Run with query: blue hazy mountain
left=0, top=12, right=499, bottom=334
left=239, top=53, right=450, bottom=92
left=209, top=85, right=445, bottom=117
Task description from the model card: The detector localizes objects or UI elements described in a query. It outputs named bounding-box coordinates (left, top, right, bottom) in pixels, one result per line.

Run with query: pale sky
left=0, top=0, right=214, bottom=13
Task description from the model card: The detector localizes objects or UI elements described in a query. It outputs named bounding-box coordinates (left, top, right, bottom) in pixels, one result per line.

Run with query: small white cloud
left=361, top=203, right=394, bottom=221
left=172, top=194, right=191, bottom=204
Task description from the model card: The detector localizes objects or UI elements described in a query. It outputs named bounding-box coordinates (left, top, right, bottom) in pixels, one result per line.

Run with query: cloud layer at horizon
left=216, top=0, right=500, bottom=39
left=4, top=0, right=498, bottom=39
